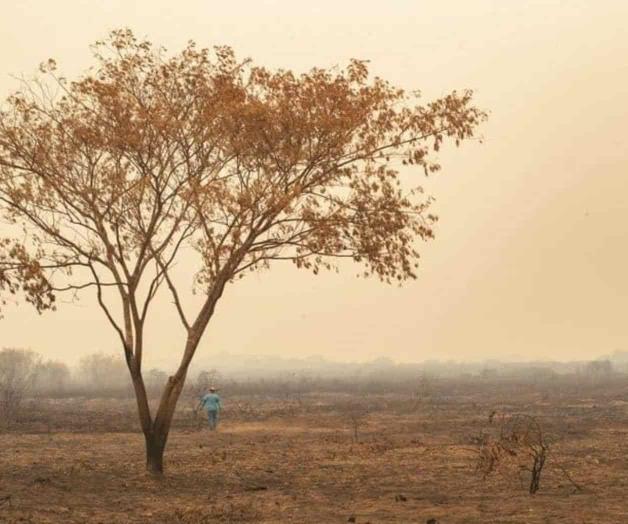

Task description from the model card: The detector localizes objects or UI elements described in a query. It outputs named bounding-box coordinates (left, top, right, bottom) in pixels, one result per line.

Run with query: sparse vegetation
left=0, top=374, right=622, bottom=522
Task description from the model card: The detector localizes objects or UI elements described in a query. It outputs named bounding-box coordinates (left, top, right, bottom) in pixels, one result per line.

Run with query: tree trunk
left=128, top=325, right=210, bottom=475
left=143, top=373, right=187, bottom=475
left=145, top=430, right=166, bottom=475
left=125, top=357, right=167, bottom=475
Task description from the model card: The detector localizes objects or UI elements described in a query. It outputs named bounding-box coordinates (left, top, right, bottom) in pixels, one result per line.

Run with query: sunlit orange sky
left=1, top=1, right=626, bottom=367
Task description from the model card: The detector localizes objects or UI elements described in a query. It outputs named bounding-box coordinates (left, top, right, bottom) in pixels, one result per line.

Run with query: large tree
left=0, top=29, right=485, bottom=474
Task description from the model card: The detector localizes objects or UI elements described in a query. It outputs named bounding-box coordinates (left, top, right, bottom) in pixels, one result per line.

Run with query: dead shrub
left=474, top=414, right=549, bottom=494
left=473, top=412, right=585, bottom=495
left=345, top=403, right=370, bottom=443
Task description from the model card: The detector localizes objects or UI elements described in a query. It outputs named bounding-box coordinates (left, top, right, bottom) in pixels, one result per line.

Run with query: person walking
left=199, top=386, right=222, bottom=431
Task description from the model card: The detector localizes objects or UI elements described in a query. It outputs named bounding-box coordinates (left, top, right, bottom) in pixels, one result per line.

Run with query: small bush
left=0, top=348, right=40, bottom=424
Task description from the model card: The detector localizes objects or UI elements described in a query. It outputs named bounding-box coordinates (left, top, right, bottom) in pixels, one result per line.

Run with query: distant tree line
left=0, top=348, right=171, bottom=422
left=1, top=346, right=623, bottom=424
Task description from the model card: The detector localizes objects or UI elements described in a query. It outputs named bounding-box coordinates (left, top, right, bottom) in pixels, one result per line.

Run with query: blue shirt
left=200, top=392, right=221, bottom=412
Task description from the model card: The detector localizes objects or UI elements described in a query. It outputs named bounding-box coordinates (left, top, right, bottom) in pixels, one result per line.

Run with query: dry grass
left=1, top=386, right=628, bottom=523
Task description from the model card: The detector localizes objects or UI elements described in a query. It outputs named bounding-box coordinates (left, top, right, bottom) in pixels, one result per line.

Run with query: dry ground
left=1, top=384, right=628, bottom=523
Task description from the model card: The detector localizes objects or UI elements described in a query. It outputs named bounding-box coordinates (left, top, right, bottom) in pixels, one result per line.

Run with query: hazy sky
left=1, top=1, right=627, bottom=367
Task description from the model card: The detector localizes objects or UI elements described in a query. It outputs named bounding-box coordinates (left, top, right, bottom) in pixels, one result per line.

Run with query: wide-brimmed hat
left=209, top=386, right=217, bottom=392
